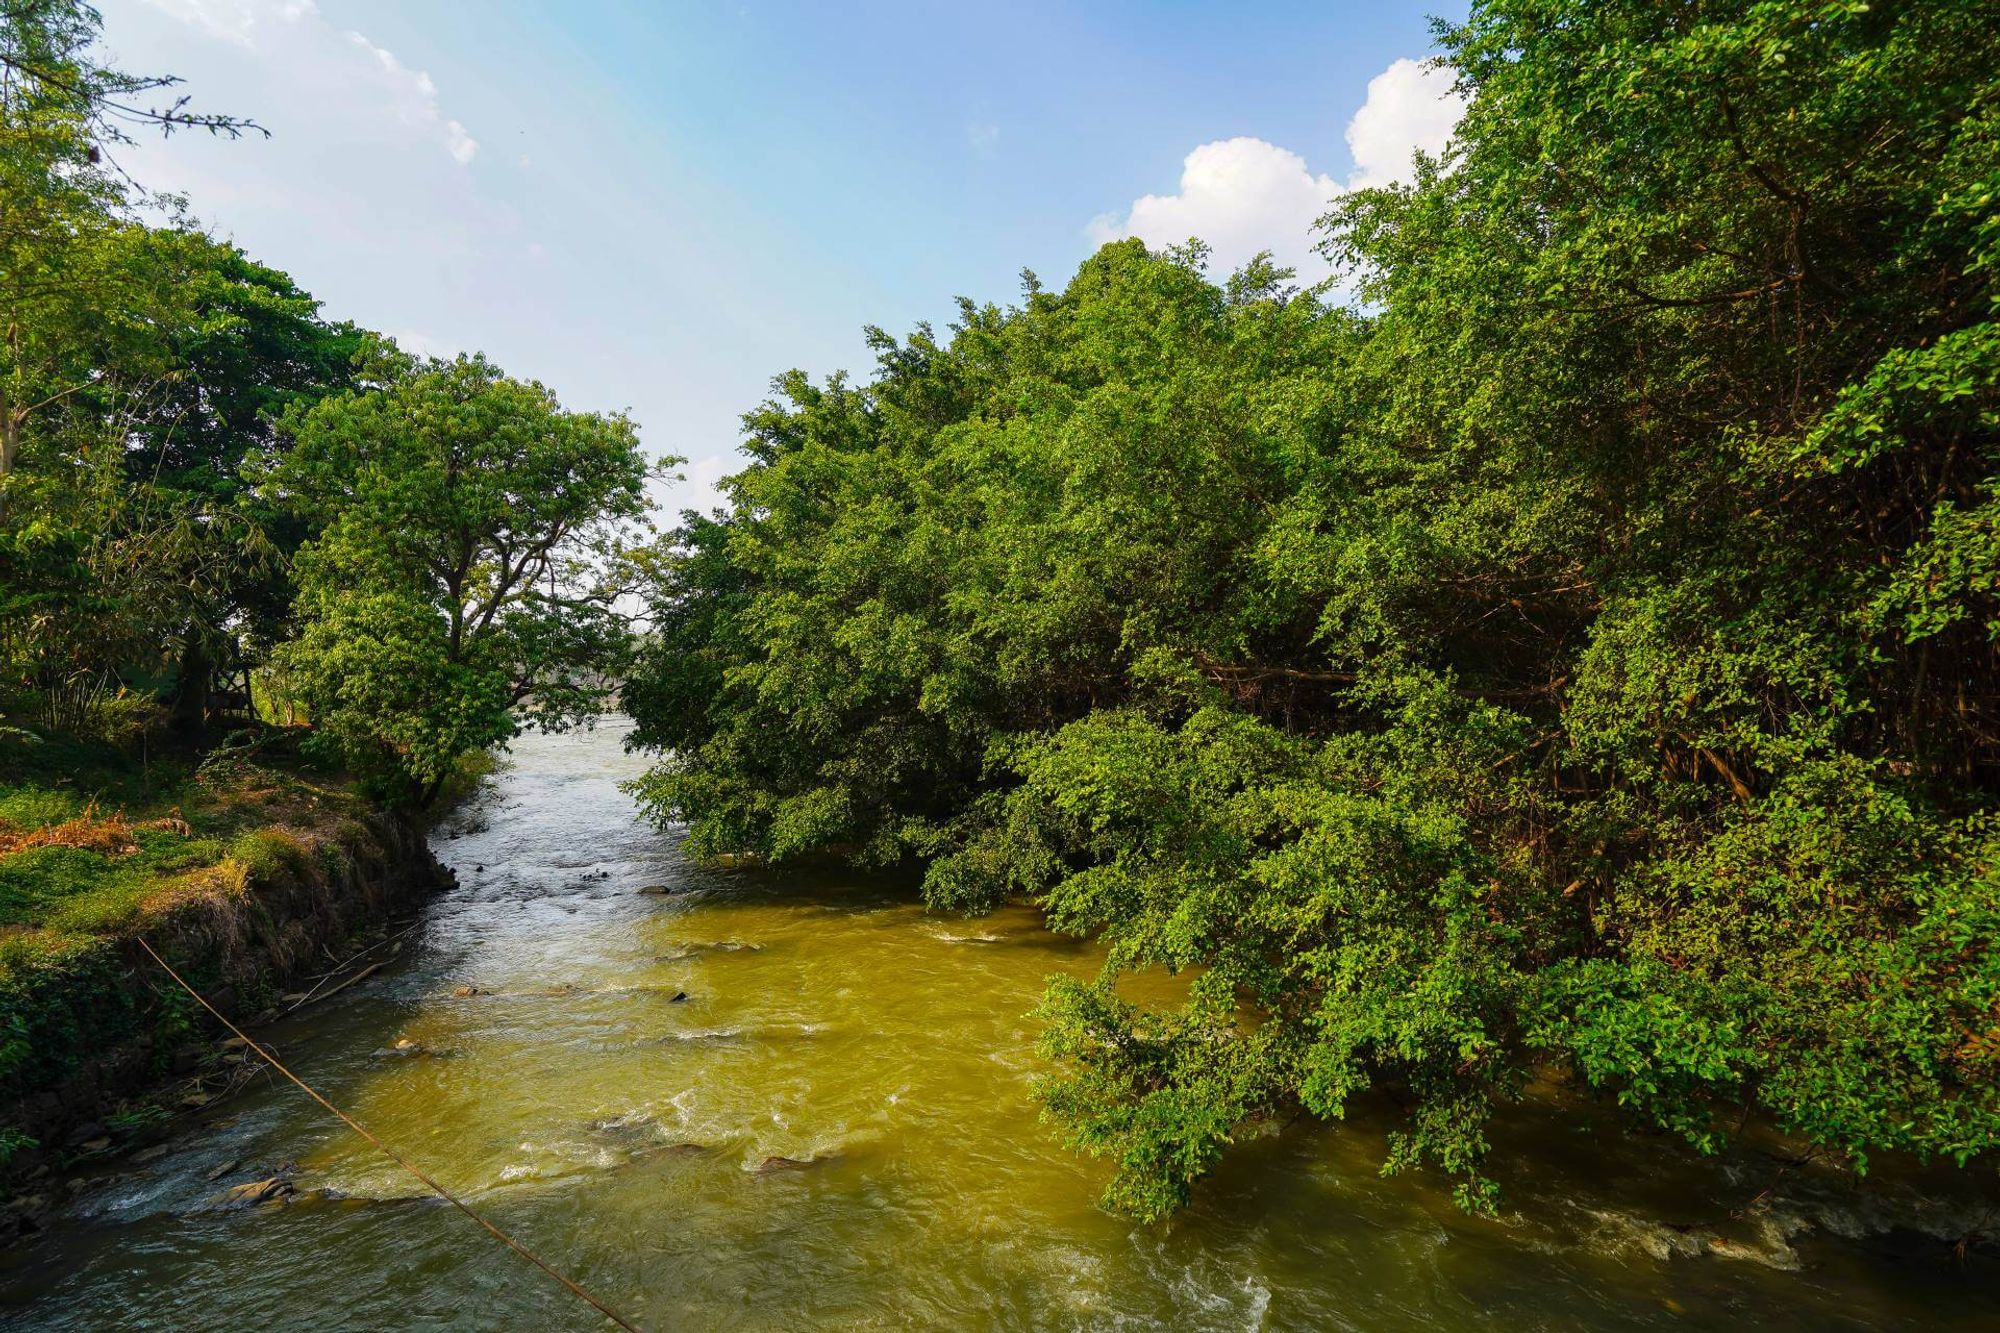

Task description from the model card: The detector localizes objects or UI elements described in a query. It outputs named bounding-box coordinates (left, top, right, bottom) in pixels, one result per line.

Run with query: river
left=3, top=720, right=1996, bottom=1330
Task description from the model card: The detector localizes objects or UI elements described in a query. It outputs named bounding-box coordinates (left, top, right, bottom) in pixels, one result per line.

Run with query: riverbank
left=0, top=726, right=449, bottom=1233
left=5, top=720, right=1995, bottom=1331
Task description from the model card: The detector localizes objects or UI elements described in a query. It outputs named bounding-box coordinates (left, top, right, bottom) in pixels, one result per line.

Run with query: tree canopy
left=1, top=0, right=648, bottom=796
left=260, top=352, right=660, bottom=802
left=625, top=0, right=2000, bottom=1216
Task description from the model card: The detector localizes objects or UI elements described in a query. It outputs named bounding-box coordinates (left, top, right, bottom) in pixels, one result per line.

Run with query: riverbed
left=3, top=720, right=1996, bottom=1330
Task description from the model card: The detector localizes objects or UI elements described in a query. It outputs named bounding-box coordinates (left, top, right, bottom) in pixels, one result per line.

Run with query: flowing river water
left=4, top=720, right=1998, bottom=1330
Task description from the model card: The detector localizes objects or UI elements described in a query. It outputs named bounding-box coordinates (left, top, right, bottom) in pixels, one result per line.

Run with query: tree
left=1, top=0, right=256, bottom=492
left=624, top=0, right=2000, bottom=1219
left=261, top=352, right=662, bottom=804
left=0, top=1, right=276, bottom=732
left=125, top=237, right=365, bottom=730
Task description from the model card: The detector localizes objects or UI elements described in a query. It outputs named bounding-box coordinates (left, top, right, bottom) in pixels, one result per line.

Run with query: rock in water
left=755, top=1153, right=839, bottom=1174
left=656, top=1142, right=709, bottom=1158
left=219, top=1177, right=294, bottom=1207
left=373, top=1037, right=446, bottom=1059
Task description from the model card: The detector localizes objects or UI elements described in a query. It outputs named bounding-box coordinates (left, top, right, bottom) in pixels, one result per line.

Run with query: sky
left=96, top=0, right=1468, bottom=516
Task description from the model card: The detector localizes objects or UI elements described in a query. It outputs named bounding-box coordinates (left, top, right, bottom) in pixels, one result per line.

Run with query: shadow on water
left=3, top=718, right=1997, bottom=1331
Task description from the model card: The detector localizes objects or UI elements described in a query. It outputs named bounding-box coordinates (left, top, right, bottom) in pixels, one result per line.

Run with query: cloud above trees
left=130, top=0, right=478, bottom=166
left=1088, top=56, right=1465, bottom=285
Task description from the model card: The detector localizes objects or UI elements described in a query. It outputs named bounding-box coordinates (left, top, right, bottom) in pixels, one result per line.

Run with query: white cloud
left=140, top=0, right=260, bottom=45
left=1345, top=57, right=1463, bottom=191
left=1088, top=137, right=1337, bottom=282
left=135, top=0, right=477, bottom=166
left=1088, top=55, right=1465, bottom=285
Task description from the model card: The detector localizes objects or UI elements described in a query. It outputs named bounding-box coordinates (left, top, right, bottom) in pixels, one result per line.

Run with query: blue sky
left=99, top=1, right=1467, bottom=513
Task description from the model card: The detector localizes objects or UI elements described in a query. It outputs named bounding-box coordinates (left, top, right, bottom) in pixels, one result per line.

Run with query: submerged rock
left=650, top=1027, right=747, bottom=1046
left=754, top=1153, right=839, bottom=1175
left=218, top=1176, right=294, bottom=1207
left=585, top=1114, right=655, bottom=1140
left=653, top=941, right=761, bottom=962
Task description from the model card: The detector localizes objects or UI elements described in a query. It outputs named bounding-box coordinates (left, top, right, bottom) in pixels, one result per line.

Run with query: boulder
left=219, top=1176, right=294, bottom=1207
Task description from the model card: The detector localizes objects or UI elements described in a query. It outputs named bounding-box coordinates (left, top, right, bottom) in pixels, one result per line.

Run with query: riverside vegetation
left=2, top=0, right=1998, bottom=1265
left=0, top=0, right=653, bottom=1176
left=622, top=0, right=2000, bottom=1223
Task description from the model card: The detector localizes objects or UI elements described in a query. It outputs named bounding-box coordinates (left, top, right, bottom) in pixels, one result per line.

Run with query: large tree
left=261, top=352, right=661, bottom=803
left=127, top=238, right=365, bottom=730
left=1, top=0, right=256, bottom=490
left=0, top=0, right=275, bottom=731
left=626, top=0, right=2000, bottom=1218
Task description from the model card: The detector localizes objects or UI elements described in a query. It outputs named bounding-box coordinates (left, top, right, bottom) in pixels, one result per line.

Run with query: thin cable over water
left=136, top=937, right=646, bottom=1333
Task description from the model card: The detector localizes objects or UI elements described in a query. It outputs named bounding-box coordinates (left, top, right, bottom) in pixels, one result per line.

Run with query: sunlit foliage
left=628, top=0, right=2000, bottom=1216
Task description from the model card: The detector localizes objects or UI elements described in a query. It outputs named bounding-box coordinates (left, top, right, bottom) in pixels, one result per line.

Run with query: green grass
left=0, top=720, right=364, bottom=955
left=0, top=726, right=190, bottom=813
left=0, top=722, right=385, bottom=1103
left=227, top=827, right=308, bottom=879
left=0, top=787, right=86, bottom=830
left=0, top=830, right=228, bottom=932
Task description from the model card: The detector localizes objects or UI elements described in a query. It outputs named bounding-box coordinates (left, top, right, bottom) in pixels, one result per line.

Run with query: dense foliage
left=0, top=1, right=647, bottom=803
left=626, top=0, right=2000, bottom=1215
left=258, top=352, right=659, bottom=802
left=1, top=0, right=657, bottom=1173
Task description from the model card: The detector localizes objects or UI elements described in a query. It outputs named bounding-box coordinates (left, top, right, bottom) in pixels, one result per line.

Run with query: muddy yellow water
left=4, top=722, right=1997, bottom=1330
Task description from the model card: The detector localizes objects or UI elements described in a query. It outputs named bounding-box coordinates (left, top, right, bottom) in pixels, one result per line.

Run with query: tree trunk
left=0, top=404, right=19, bottom=522
left=172, top=633, right=211, bottom=737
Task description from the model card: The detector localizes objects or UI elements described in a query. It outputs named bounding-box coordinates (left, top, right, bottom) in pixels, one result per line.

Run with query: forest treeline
left=10, top=0, right=2000, bottom=1223
left=0, top=1, right=653, bottom=805
left=623, top=0, right=2000, bottom=1216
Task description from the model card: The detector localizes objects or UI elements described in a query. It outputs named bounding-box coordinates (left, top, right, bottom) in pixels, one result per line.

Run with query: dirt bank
left=1, top=807, right=449, bottom=1228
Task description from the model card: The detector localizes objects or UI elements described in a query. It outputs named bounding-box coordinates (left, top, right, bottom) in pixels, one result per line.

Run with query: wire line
left=136, top=937, right=646, bottom=1333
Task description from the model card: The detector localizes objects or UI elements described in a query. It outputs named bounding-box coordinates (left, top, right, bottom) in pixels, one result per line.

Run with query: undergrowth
left=0, top=721, right=382, bottom=1114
